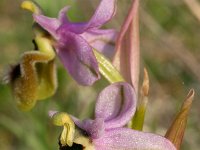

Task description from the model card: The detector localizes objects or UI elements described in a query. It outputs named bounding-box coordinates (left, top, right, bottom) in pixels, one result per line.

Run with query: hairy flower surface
left=7, top=35, right=57, bottom=111
left=33, top=0, right=117, bottom=85
left=51, top=82, right=176, bottom=150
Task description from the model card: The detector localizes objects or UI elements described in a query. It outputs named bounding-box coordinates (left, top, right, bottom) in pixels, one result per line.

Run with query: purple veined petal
left=81, top=29, right=117, bottom=58
left=33, top=14, right=60, bottom=38
left=65, top=0, right=117, bottom=34
left=95, top=82, right=136, bottom=129
left=58, top=6, right=71, bottom=24
left=94, top=128, right=176, bottom=150
left=56, top=32, right=100, bottom=86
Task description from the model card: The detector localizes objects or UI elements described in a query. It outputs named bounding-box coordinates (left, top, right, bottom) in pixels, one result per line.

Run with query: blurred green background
left=0, top=0, right=200, bottom=149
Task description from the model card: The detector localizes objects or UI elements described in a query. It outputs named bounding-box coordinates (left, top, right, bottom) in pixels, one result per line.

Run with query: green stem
left=93, top=49, right=125, bottom=83
left=131, top=96, right=148, bottom=130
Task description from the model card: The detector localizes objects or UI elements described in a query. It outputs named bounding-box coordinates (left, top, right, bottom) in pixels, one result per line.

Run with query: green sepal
left=131, top=97, right=148, bottom=130
left=93, top=49, right=125, bottom=83
left=130, top=69, right=149, bottom=130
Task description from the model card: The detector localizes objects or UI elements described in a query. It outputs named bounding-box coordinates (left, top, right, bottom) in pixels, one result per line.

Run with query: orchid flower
left=50, top=82, right=176, bottom=150
left=33, top=0, right=117, bottom=86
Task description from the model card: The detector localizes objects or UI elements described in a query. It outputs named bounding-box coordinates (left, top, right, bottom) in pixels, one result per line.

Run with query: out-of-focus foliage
left=0, top=0, right=200, bottom=150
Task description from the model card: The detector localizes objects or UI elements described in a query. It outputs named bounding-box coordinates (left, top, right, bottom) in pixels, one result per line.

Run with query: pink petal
left=95, top=82, right=136, bottom=129
left=58, top=6, right=71, bottom=24
left=56, top=32, right=100, bottom=85
left=81, top=29, right=117, bottom=58
left=33, top=14, right=60, bottom=38
left=64, top=0, right=117, bottom=33
left=113, top=0, right=140, bottom=94
left=87, top=0, right=117, bottom=29
left=94, top=128, right=176, bottom=150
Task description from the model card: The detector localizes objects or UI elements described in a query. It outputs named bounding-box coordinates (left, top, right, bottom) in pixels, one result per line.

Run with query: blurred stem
left=183, top=0, right=200, bottom=22
left=93, top=49, right=125, bottom=83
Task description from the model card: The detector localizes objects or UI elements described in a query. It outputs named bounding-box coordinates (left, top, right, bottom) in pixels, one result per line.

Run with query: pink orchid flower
left=52, top=82, right=176, bottom=150
left=33, top=0, right=117, bottom=86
